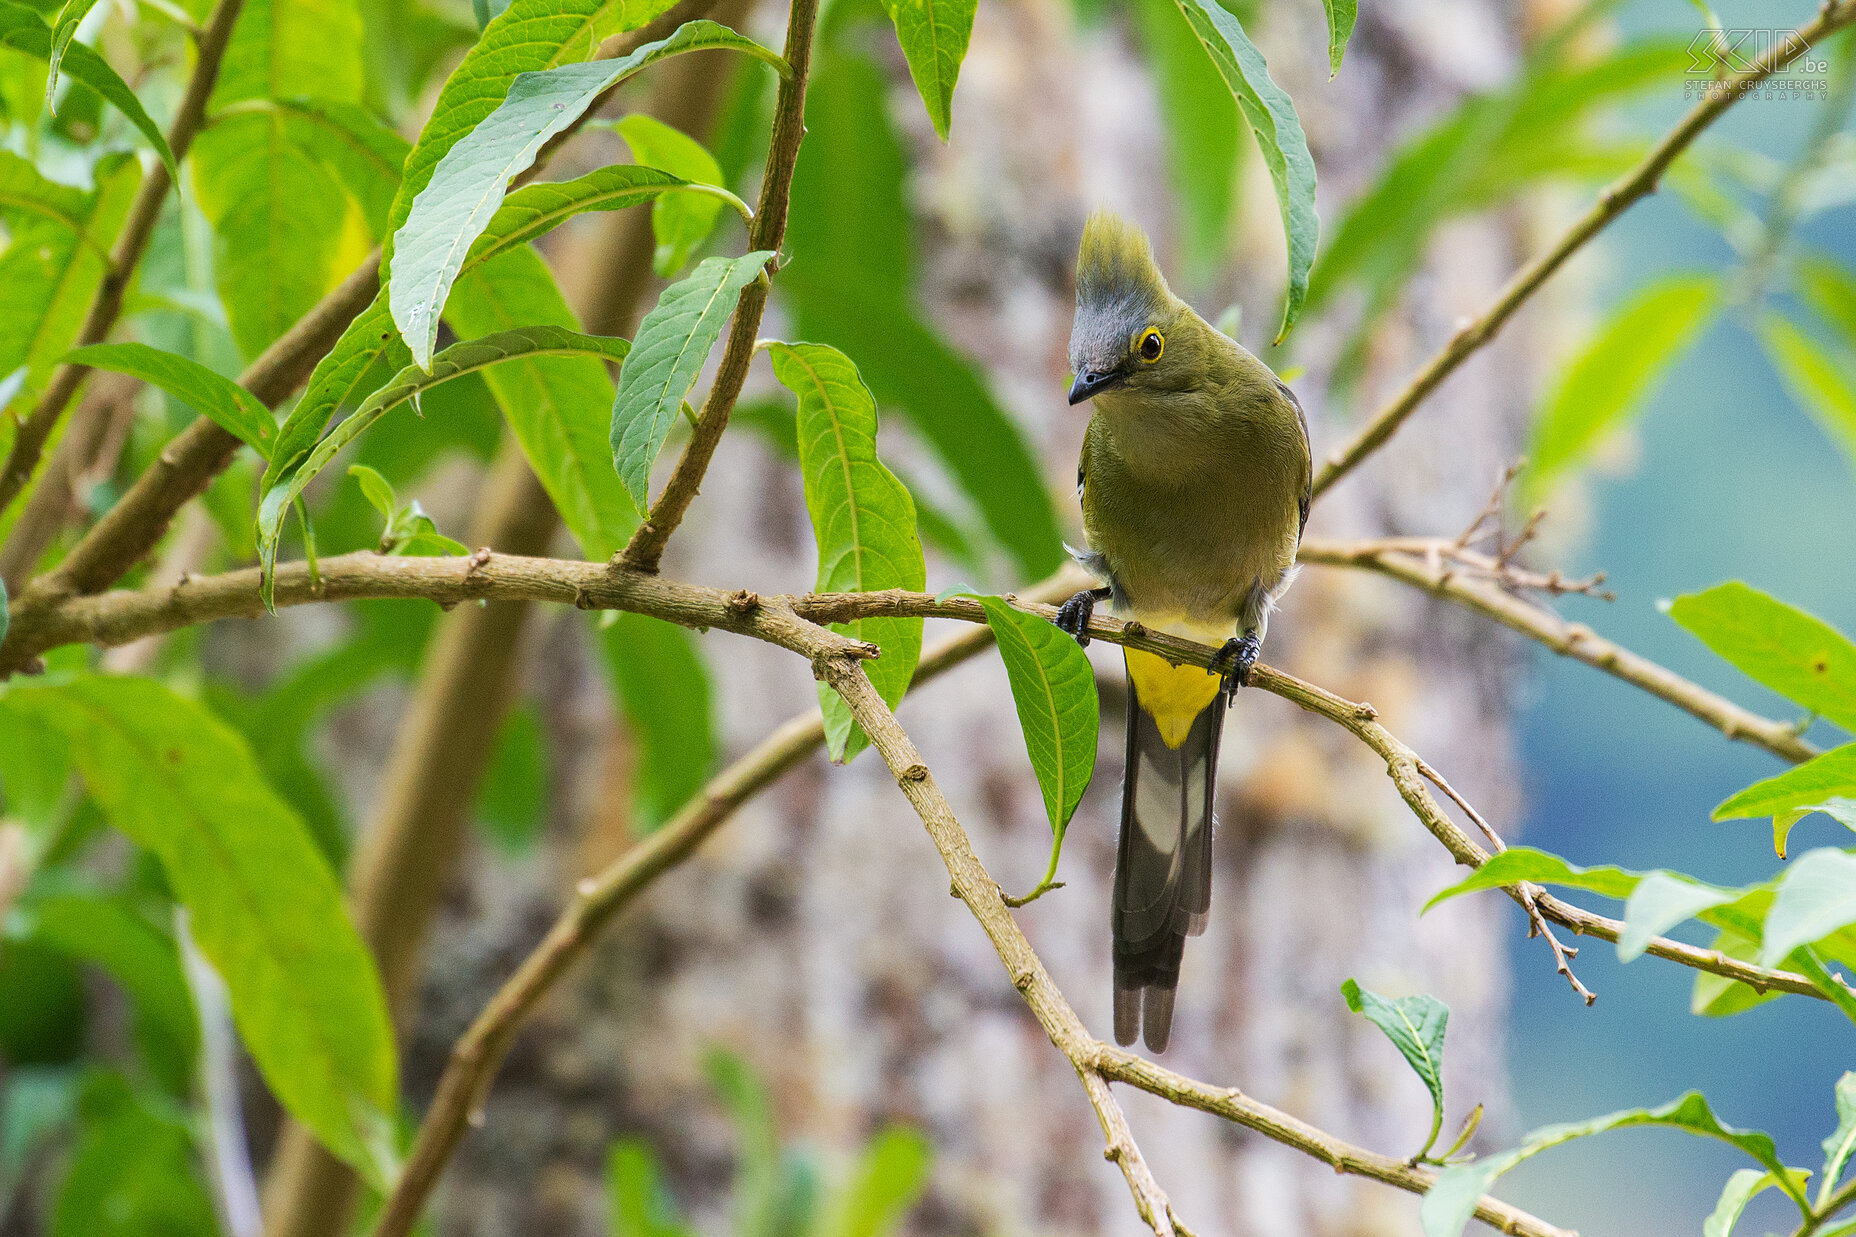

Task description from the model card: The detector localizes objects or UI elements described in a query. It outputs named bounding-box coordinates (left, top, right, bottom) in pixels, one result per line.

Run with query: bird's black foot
left=1056, top=587, right=1110, bottom=647
left=1212, top=633, right=1261, bottom=698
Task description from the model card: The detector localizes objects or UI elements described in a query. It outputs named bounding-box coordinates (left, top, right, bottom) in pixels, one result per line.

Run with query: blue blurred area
left=1497, top=3, right=1856, bottom=1230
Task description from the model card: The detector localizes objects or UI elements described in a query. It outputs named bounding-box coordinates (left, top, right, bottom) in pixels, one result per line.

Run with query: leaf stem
left=617, top=0, right=820, bottom=573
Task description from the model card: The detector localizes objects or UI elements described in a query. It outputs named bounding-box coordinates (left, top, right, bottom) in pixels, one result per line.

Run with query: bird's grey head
left=1068, top=210, right=1174, bottom=405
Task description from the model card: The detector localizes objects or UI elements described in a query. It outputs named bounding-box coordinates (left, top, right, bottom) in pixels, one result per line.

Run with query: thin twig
left=0, top=0, right=248, bottom=519
left=1310, top=0, right=1856, bottom=500
left=1300, top=537, right=1817, bottom=764
left=616, top=0, right=820, bottom=573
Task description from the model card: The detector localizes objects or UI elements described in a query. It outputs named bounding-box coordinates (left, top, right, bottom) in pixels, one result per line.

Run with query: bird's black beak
left=1068, top=369, right=1120, bottom=405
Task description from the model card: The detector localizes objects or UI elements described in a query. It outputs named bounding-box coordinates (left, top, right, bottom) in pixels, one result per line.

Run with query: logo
left=1686, top=28, right=1827, bottom=76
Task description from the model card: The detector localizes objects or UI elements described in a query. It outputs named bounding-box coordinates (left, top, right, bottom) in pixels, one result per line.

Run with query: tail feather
left=1114, top=654, right=1224, bottom=1053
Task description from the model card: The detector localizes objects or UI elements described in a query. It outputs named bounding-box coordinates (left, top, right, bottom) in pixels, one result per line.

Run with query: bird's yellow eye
left=1137, top=329, right=1164, bottom=362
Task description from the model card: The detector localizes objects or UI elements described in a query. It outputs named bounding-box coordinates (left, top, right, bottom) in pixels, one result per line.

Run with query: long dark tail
left=1113, top=678, right=1224, bottom=1053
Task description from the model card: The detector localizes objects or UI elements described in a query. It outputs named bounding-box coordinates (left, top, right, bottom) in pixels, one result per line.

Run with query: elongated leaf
left=262, top=96, right=411, bottom=232
left=598, top=612, right=716, bottom=827
left=1823, top=1072, right=1856, bottom=1192
left=52, top=1076, right=217, bottom=1237
left=609, top=1140, right=694, bottom=1237
left=769, top=341, right=926, bottom=763
left=446, top=247, right=637, bottom=557
left=1714, top=744, right=1856, bottom=858
left=818, top=1127, right=932, bottom=1237
left=0, top=676, right=398, bottom=1184
left=882, top=0, right=975, bottom=141
left=65, top=343, right=277, bottom=459
left=0, top=2, right=176, bottom=176
left=1668, top=581, right=1856, bottom=732
left=976, top=595, right=1096, bottom=843
left=1705, top=1168, right=1808, bottom=1237
left=1168, top=0, right=1316, bottom=341
left=783, top=43, right=1061, bottom=577
left=1424, top=845, right=1643, bottom=911
left=612, top=250, right=774, bottom=510
left=615, top=113, right=729, bottom=276
left=1801, top=254, right=1856, bottom=346
left=1619, top=871, right=1739, bottom=962
left=1322, top=0, right=1356, bottom=77
left=263, top=166, right=706, bottom=498
left=390, top=20, right=787, bottom=367
left=0, top=153, right=139, bottom=410
left=1342, top=979, right=1447, bottom=1154
left=23, top=889, right=199, bottom=1091
left=1795, top=946, right=1856, bottom=1026
left=1763, top=313, right=1856, bottom=477
left=1760, top=848, right=1856, bottom=968
left=259, top=326, right=631, bottom=601
left=1525, top=273, right=1719, bottom=500
left=43, top=0, right=100, bottom=108
left=1420, top=1093, right=1802, bottom=1237
left=387, top=0, right=685, bottom=237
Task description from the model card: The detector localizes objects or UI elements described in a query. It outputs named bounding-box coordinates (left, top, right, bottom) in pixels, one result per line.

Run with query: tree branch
left=1309, top=0, right=1856, bottom=500
left=0, top=0, right=248, bottom=519
left=616, top=0, right=819, bottom=573
left=814, top=655, right=1572, bottom=1237
left=366, top=572, right=1083, bottom=1237
left=1299, top=537, right=1817, bottom=764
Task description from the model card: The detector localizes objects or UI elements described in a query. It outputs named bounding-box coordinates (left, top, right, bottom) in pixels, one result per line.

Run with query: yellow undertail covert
left=1124, top=648, right=1222, bottom=749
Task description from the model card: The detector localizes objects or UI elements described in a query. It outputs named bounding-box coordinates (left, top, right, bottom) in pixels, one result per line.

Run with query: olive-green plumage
left=1059, top=210, right=1310, bottom=1053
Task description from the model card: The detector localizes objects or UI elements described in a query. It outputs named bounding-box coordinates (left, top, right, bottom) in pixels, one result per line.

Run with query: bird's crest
left=1076, top=211, right=1171, bottom=318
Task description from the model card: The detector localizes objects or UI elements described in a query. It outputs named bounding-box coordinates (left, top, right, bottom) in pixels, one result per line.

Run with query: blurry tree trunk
left=402, top=3, right=1543, bottom=1235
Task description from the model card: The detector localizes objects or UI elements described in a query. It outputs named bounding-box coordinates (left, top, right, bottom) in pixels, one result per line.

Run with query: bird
left=1055, top=210, right=1311, bottom=1053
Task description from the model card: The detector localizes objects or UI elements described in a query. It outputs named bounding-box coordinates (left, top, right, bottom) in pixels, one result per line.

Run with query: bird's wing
left=1275, top=377, right=1312, bottom=540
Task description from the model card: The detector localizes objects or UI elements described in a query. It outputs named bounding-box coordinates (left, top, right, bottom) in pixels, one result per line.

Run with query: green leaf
left=612, top=115, right=728, bottom=278
left=473, top=163, right=738, bottom=273
left=386, top=0, right=684, bottom=239
left=0, top=152, right=139, bottom=410
left=261, top=96, right=412, bottom=233
left=42, top=0, right=99, bottom=108
left=0, top=2, right=177, bottom=177
left=704, top=1050, right=780, bottom=1237
left=1693, top=922, right=1776, bottom=1018
left=1167, top=0, right=1317, bottom=342
left=51, top=1075, right=218, bottom=1237
left=1715, top=745, right=1856, bottom=858
left=1419, top=1093, right=1803, bottom=1237
left=347, top=463, right=397, bottom=519
left=476, top=705, right=546, bottom=851
left=1705, top=1168, right=1809, bottom=1237
left=1668, top=581, right=1856, bottom=733
left=0, top=676, right=398, bottom=1185
left=262, top=291, right=404, bottom=496
left=1524, top=273, right=1719, bottom=501
left=1341, top=978, right=1448, bottom=1158
left=65, top=342, right=277, bottom=459
left=881, top=0, right=975, bottom=141
left=817, top=1127, right=932, bottom=1237
left=768, top=341, right=926, bottom=763
left=1759, top=848, right=1856, bottom=968
left=1762, top=313, right=1856, bottom=479
left=22, top=889, right=199, bottom=1092
left=1423, top=845, right=1643, bottom=912
left=974, top=595, right=1097, bottom=878
left=782, top=43, right=1061, bottom=578
left=1618, top=871, right=1740, bottom=963
left=1321, top=0, right=1356, bottom=77
left=259, top=325, right=631, bottom=605
left=1800, top=253, right=1856, bottom=346
left=612, top=250, right=774, bottom=510
left=1821, top=1072, right=1856, bottom=1196
left=445, top=246, right=637, bottom=558
left=1794, top=946, right=1856, bottom=1027
left=389, top=20, right=787, bottom=368
left=609, top=1139, right=692, bottom=1237
left=598, top=613, right=715, bottom=827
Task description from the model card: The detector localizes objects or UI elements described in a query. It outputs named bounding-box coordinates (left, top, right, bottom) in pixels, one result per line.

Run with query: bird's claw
left=1212, top=633, right=1261, bottom=699
left=1056, top=588, right=1107, bottom=647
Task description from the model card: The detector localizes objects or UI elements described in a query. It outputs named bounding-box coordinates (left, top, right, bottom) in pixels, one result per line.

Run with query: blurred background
left=1, top=0, right=1853, bottom=1233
